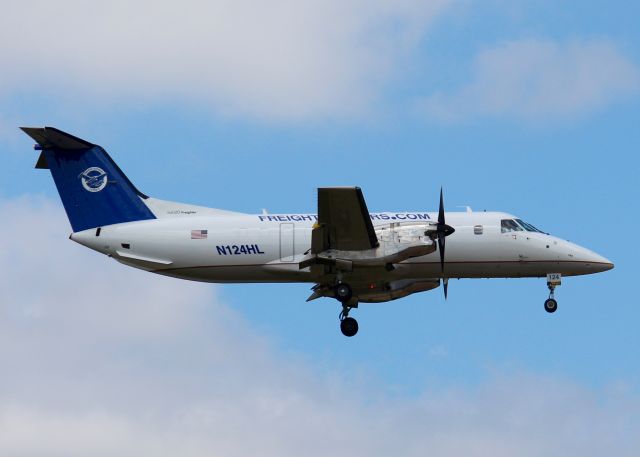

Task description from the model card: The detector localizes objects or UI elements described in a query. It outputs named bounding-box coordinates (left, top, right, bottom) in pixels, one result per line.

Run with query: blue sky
left=1, top=1, right=639, bottom=455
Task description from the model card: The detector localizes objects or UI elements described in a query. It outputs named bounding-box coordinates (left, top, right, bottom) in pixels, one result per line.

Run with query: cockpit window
left=501, top=218, right=545, bottom=233
left=501, top=219, right=523, bottom=233
left=515, top=219, right=544, bottom=233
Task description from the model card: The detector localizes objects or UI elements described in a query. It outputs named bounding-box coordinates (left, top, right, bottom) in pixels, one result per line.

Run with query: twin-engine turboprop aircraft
left=22, top=127, right=614, bottom=337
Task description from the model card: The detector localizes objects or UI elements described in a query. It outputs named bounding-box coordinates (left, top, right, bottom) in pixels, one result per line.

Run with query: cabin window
left=474, top=225, right=483, bottom=235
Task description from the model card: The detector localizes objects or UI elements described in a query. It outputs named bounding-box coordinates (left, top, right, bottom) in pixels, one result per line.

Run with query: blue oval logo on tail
left=80, top=167, right=108, bottom=192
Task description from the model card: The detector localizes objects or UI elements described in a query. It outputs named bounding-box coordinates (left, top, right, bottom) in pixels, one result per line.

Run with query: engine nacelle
left=302, top=223, right=438, bottom=269
left=358, top=279, right=441, bottom=303
left=376, top=223, right=435, bottom=244
left=307, top=278, right=441, bottom=303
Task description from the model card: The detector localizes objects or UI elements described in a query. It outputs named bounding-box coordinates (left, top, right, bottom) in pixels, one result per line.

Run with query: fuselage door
left=280, top=223, right=295, bottom=262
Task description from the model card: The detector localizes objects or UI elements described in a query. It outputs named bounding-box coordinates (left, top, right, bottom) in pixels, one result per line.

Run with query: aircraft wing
left=311, top=187, right=379, bottom=253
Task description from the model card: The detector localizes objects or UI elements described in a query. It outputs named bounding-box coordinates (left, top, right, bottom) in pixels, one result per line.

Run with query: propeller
left=436, top=187, right=455, bottom=299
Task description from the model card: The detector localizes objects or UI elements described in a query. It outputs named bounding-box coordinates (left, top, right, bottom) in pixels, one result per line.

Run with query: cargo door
left=280, top=223, right=295, bottom=262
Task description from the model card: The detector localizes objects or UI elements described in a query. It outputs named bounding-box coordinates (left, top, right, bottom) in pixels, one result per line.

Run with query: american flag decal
left=191, top=229, right=208, bottom=239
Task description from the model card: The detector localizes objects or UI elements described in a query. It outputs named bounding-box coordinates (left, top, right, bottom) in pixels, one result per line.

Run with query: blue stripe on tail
left=22, top=127, right=156, bottom=232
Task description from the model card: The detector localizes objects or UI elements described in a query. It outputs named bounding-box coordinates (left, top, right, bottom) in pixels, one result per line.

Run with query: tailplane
left=22, top=126, right=156, bottom=232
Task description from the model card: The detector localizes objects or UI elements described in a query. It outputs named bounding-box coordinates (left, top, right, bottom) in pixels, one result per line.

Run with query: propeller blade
left=438, top=187, right=445, bottom=226
left=436, top=187, right=454, bottom=299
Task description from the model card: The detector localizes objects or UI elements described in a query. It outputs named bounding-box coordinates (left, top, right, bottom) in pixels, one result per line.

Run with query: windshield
left=515, top=219, right=544, bottom=233
left=502, top=218, right=545, bottom=233
left=501, top=219, right=523, bottom=233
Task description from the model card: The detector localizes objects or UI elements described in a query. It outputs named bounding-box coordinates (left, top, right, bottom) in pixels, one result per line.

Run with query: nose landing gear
left=544, top=273, right=561, bottom=313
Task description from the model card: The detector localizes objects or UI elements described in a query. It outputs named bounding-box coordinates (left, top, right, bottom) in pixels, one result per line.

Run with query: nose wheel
left=544, top=297, right=558, bottom=313
left=545, top=273, right=561, bottom=313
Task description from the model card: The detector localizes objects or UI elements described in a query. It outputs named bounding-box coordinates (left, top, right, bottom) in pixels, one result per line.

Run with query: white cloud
left=1, top=195, right=639, bottom=456
left=0, top=0, right=450, bottom=121
left=428, top=344, right=448, bottom=359
left=421, top=39, right=640, bottom=121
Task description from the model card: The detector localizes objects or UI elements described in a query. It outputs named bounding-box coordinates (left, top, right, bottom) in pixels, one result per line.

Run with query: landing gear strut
left=334, top=281, right=358, bottom=336
left=339, top=304, right=358, bottom=337
left=544, top=273, right=561, bottom=313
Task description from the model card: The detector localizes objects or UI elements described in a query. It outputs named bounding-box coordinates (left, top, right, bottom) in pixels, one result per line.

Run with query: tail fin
left=22, top=126, right=156, bottom=232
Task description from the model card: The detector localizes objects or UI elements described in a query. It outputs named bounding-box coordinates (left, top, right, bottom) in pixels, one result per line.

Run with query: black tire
left=335, top=283, right=353, bottom=303
left=544, top=298, right=558, bottom=313
left=340, top=317, right=359, bottom=337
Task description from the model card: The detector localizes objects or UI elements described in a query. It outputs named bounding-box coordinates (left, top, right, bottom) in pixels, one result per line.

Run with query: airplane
left=22, top=126, right=614, bottom=337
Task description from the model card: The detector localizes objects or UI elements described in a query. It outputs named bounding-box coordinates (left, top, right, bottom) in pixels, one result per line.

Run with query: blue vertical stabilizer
left=22, top=126, right=156, bottom=232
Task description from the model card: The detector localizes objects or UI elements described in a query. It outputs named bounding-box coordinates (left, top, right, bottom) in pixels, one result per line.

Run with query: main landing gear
left=339, top=305, right=358, bottom=337
left=544, top=273, right=561, bottom=313
left=334, top=282, right=353, bottom=303
left=335, top=282, right=358, bottom=337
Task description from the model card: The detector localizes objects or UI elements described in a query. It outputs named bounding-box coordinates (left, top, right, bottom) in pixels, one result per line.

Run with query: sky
left=1, top=0, right=639, bottom=455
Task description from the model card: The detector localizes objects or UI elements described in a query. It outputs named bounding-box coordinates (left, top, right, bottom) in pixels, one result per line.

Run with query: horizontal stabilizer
left=22, top=127, right=95, bottom=170
left=21, top=126, right=95, bottom=150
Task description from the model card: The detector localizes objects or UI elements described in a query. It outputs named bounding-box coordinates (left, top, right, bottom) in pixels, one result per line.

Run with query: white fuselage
left=70, top=204, right=613, bottom=287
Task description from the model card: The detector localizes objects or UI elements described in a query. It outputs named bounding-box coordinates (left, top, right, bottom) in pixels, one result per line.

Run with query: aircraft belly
left=153, top=259, right=591, bottom=284
left=154, top=264, right=314, bottom=283
left=436, top=261, right=592, bottom=278
left=397, top=259, right=587, bottom=279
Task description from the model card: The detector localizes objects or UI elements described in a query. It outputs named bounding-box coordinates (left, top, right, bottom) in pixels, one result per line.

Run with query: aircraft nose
left=583, top=251, right=614, bottom=272
left=569, top=242, right=614, bottom=273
